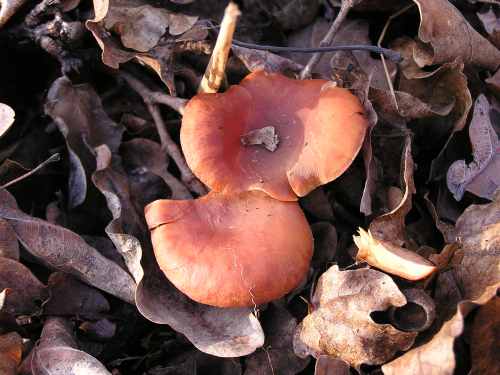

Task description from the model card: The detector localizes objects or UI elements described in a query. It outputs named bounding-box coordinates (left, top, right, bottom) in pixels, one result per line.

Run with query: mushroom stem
left=241, top=126, right=280, bottom=152
left=198, top=2, right=241, bottom=94
left=300, top=2, right=352, bottom=79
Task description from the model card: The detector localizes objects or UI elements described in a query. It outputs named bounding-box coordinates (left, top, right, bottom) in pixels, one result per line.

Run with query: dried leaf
left=370, top=136, right=415, bottom=245
left=314, top=356, right=350, bottom=375
left=413, top=0, right=500, bottom=70
left=486, top=68, right=500, bottom=98
left=79, top=318, right=117, bottom=341
left=469, top=297, right=500, bottom=375
left=0, top=332, right=22, bottom=375
left=31, top=317, right=111, bottom=375
left=447, top=95, right=499, bottom=200
left=0, top=0, right=27, bottom=29
left=311, top=222, right=338, bottom=270
left=0, top=103, right=14, bottom=138
left=477, top=6, right=500, bottom=49
left=245, top=303, right=309, bottom=375
left=0, top=257, right=47, bottom=315
left=0, top=189, right=136, bottom=304
left=43, top=272, right=110, bottom=317
left=294, top=266, right=416, bottom=368
left=45, top=77, right=124, bottom=207
left=382, top=284, right=498, bottom=374
left=92, top=146, right=264, bottom=357
left=448, top=191, right=500, bottom=301
left=0, top=218, right=19, bottom=260
left=232, top=45, right=303, bottom=74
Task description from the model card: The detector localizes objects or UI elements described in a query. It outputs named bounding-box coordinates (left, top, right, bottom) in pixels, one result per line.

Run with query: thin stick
left=232, top=40, right=401, bottom=62
left=198, top=2, right=240, bottom=93
left=147, top=105, right=207, bottom=196
left=120, top=71, right=187, bottom=115
left=300, top=2, right=351, bottom=79
left=377, top=4, right=415, bottom=111
left=1, top=153, right=60, bottom=189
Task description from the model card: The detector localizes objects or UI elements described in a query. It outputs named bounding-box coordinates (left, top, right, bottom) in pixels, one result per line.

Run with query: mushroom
left=181, top=70, right=368, bottom=201
left=145, top=190, right=313, bottom=307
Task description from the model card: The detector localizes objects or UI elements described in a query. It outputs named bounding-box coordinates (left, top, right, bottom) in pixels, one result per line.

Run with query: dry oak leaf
left=0, top=0, right=26, bottom=29
left=413, top=0, right=500, bottom=70
left=477, top=6, right=500, bottom=49
left=293, top=266, right=416, bottom=368
left=447, top=190, right=500, bottom=301
left=0, top=257, right=47, bottom=316
left=0, top=218, right=19, bottom=260
left=31, top=317, right=111, bottom=375
left=469, top=297, right=500, bottom=375
left=447, top=94, right=500, bottom=201
left=0, top=189, right=136, bottom=304
left=0, top=103, right=14, bottom=138
left=0, top=332, right=22, bottom=375
left=486, top=68, right=500, bottom=98
left=382, top=282, right=499, bottom=375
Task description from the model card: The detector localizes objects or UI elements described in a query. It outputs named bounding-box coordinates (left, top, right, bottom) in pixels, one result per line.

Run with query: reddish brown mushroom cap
left=181, top=71, right=368, bottom=201
left=145, top=191, right=313, bottom=307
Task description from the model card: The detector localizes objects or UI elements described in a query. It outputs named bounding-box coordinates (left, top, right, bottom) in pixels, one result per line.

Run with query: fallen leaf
left=31, top=317, right=111, bottom=375
left=231, top=45, right=303, bottom=74
left=0, top=332, right=22, bottom=375
left=245, top=303, right=309, bottom=375
left=43, top=272, right=110, bottom=318
left=79, top=318, right=117, bottom=342
left=447, top=95, right=499, bottom=200
left=0, top=218, right=19, bottom=260
left=0, top=189, right=136, bottom=304
left=477, top=6, right=500, bottom=49
left=486, top=68, right=500, bottom=98
left=121, top=139, right=192, bottom=200
left=413, top=0, right=500, bottom=70
left=294, top=266, right=416, bottom=368
left=469, top=297, right=500, bottom=375
left=314, top=356, right=350, bottom=375
left=382, top=283, right=498, bottom=374
left=299, top=188, right=334, bottom=221
left=45, top=77, right=124, bottom=208
left=92, top=145, right=265, bottom=358
left=0, top=103, right=14, bottom=138
left=448, top=190, right=500, bottom=301
left=369, top=136, right=415, bottom=245
left=0, top=256, right=47, bottom=315
left=0, top=0, right=27, bottom=29
left=310, top=222, right=338, bottom=270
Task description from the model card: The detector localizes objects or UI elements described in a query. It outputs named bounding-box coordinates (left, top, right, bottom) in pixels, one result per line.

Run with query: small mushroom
left=145, top=190, right=313, bottom=307
left=181, top=71, right=368, bottom=201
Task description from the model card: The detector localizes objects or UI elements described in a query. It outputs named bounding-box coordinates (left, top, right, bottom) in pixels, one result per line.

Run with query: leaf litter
left=1, top=0, right=499, bottom=373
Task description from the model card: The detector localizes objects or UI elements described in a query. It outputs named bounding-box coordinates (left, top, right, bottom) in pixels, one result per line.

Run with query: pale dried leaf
left=31, top=317, right=111, bottom=375
left=477, top=6, right=500, bottom=49
left=232, top=45, right=303, bottom=74
left=294, top=266, right=416, bottom=368
left=0, top=257, right=47, bottom=315
left=486, top=68, right=500, bottom=98
left=469, top=297, right=500, bottom=375
left=0, top=0, right=27, bottom=28
left=43, top=272, right=110, bottom=317
left=0, top=103, right=15, bottom=138
left=0, top=189, right=136, bottom=304
left=45, top=77, right=124, bottom=207
left=413, top=0, right=500, bottom=70
left=447, top=95, right=499, bottom=200
left=0, top=218, right=19, bottom=260
left=382, top=284, right=498, bottom=375
left=448, top=191, right=500, bottom=301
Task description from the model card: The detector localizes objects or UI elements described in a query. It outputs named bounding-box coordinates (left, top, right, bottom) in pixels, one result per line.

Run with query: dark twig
left=119, top=72, right=207, bottom=196
left=0, top=153, right=60, bottom=189
left=231, top=40, right=401, bottom=63
left=300, top=2, right=352, bottom=79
